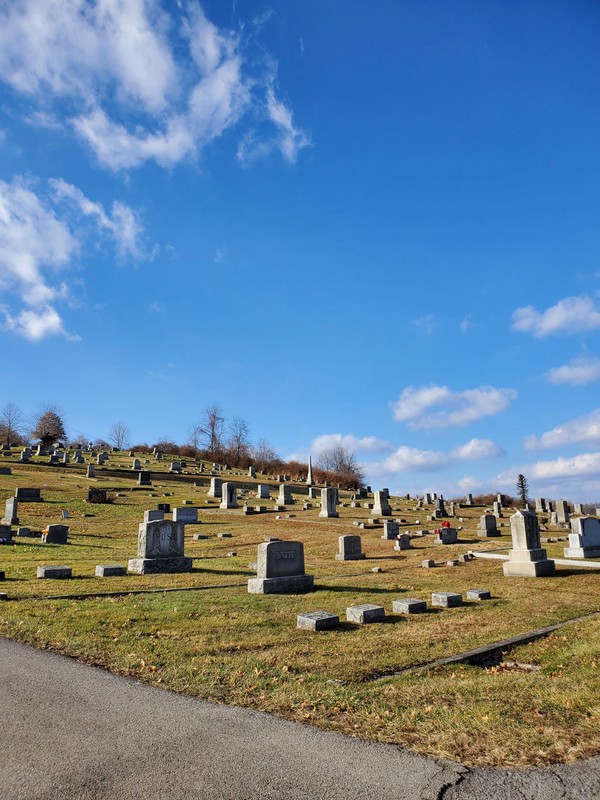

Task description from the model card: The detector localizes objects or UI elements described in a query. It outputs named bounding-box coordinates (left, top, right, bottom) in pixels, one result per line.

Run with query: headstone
left=207, top=477, right=222, bottom=498
left=432, top=592, right=463, bottom=608
left=248, top=465, right=256, bottom=479
left=42, top=524, right=69, bottom=544
left=220, top=483, right=238, bottom=509
left=493, top=501, right=503, bottom=518
left=381, top=520, right=399, bottom=540
left=555, top=499, right=570, bottom=527
left=464, top=493, right=473, bottom=506
left=256, top=484, right=270, bottom=500
left=0, top=524, right=13, bottom=543
left=535, top=498, right=547, bottom=513
left=335, top=534, right=365, bottom=561
left=318, top=487, right=339, bottom=518
left=247, top=541, right=314, bottom=594
left=394, top=533, right=412, bottom=550
left=137, top=471, right=151, bottom=486
left=15, top=488, right=42, bottom=502
left=157, top=503, right=171, bottom=513
left=87, top=465, right=95, bottom=478
left=132, top=458, right=141, bottom=470
left=466, top=589, right=491, bottom=601
left=574, top=503, right=584, bottom=516
left=477, top=513, right=500, bottom=538
left=392, top=598, right=427, bottom=614
left=305, top=455, right=314, bottom=485
left=173, top=506, right=199, bottom=524
left=503, top=510, right=555, bottom=577
left=169, top=461, right=182, bottom=473
left=564, top=517, right=600, bottom=558
left=277, top=484, right=293, bottom=505
left=2, top=498, right=18, bottom=525
left=435, top=496, right=446, bottom=517
left=372, top=490, right=392, bottom=517
left=308, top=486, right=319, bottom=500
left=127, top=519, right=193, bottom=574
left=424, top=493, right=433, bottom=504
left=297, top=611, right=339, bottom=631
left=95, top=564, right=127, bottom=577
left=144, top=509, right=165, bottom=523
left=346, top=604, right=385, bottom=624
left=37, top=565, right=71, bottom=579
left=434, top=528, right=457, bottom=544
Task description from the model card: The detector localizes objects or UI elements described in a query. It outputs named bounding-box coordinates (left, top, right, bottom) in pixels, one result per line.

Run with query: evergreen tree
left=516, top=473, right=529, bottom=507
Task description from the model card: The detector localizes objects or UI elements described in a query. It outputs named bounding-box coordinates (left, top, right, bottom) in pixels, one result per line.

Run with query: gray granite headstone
left=248, top=540, right=313, bottom=594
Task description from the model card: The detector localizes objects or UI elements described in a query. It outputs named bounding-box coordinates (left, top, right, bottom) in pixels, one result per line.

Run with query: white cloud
left=459, top=315, right=473, bottom=333
left=237, top=84, right=310, bottom=167
left=412, top=314, right=439, bottom=335
left=0, top=1, right=308, bottom=171
left=524, top=408, right=600, bottom=451
left=545, top=355, right=600, bottom=386
left=2, top=305, right=79, bottom=342
left=381, top=446, right=447, bottom=472
left=529, top=453, right=600, bottom=480
left=450, top=438, right=505, bottom=460
left=50, top=179, right=143, bottom=259
left=0, top=0, right=176, bottom=111
left=392, top=384, right=517, bottom=430
left=288, top=433, right=392, bottom=463
left=512, top=295, right=600, bottom=338
left=496, top=453, right=600, bottom=486
left=0, top=175, right=144, bottom=341
left=372, top=437, right=505, bottom=476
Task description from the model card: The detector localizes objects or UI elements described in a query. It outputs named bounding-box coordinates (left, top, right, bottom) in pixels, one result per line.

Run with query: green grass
left=0, top=451, right=599, bottom=767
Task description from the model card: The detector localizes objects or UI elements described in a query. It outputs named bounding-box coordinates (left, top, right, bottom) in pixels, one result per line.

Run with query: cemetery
left=0, top=447, right=599, bottom=769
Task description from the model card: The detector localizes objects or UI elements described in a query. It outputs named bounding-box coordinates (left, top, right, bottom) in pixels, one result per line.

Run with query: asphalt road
left=1, top=637, right=598, bottom=799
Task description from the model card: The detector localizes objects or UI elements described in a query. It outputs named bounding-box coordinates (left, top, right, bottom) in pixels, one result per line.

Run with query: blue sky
left=1, top=0, right=600, bottom=501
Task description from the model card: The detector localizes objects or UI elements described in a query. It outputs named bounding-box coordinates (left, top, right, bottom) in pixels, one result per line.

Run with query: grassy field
left=0, top=450, right=599, bottom=767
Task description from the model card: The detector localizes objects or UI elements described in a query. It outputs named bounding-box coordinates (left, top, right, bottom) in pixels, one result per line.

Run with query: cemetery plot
left=0, top=451, right=599, bottom=768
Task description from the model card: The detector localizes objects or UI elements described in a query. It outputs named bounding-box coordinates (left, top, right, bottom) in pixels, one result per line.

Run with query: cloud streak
left=524, top=408, right=600, bottom=451
left=512, top=295, right=600, bottom=338
left=392, top=384, right=517, bottom=429
left=545, top=356, right=600, bottom=386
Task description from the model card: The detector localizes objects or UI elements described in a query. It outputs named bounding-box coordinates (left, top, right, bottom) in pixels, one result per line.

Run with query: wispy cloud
left=50, top=179, right=144, bottom=259
left=512, top=295, right=600, bottom=338
left=412, top=314, right=439, bottom=335
left=459, top=315, right=473, bottom=333
left=0, top=175, right=143, bottom=341
left=524, top=408, right=600, bottom=451
left=545, top=355, right=600, bottom=386
left=392, top=384, right=517, bottom=430
left=0, top=1, right=308, bottom=171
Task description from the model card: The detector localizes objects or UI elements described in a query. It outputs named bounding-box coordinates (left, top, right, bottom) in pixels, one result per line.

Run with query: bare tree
left=315, top=443, right=364, bottom=485
left=191, top=404, right=225, bottom=456
left=108, top=421, right=131, bottom=450
left=32, top=406, right=67, bottom=446
left=0, top=401, right=25, bottom=447
left=227, top=416, right=250, bottom=463
left=251, top=438, right=280, bottom=471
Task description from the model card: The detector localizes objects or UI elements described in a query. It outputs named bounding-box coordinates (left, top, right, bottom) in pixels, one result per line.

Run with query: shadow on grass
left=190, top=566, right=251, bottom=577
left=314, top=584, right=403, bottom=595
